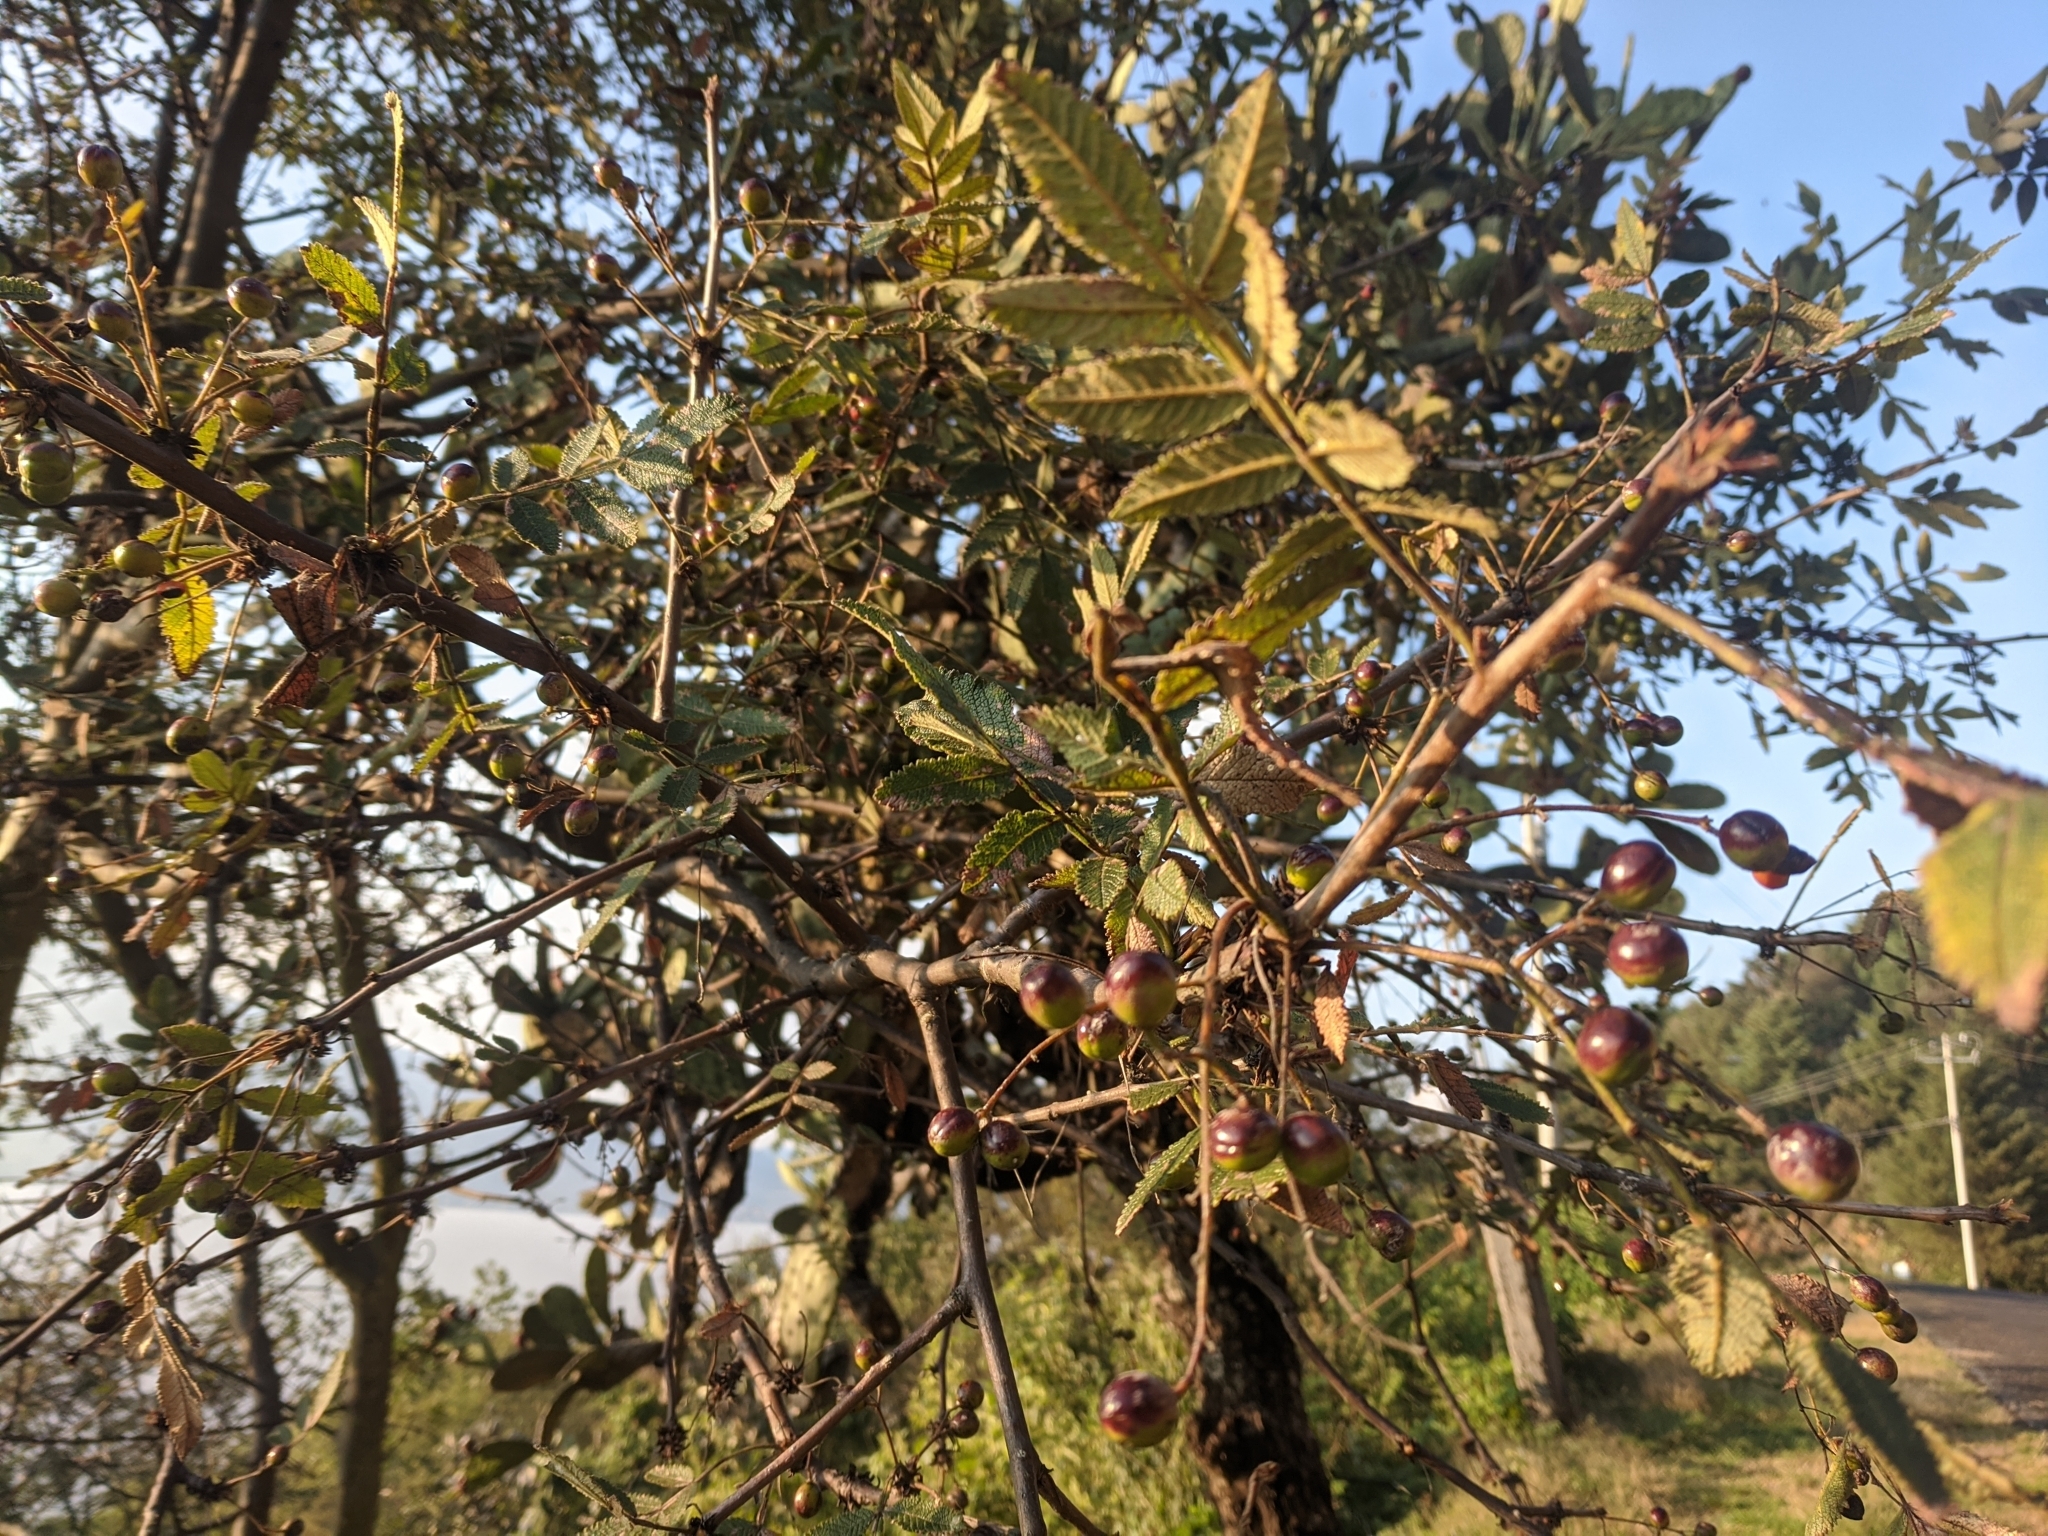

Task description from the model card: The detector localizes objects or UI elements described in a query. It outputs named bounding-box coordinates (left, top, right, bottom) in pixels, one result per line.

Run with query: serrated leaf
left=1186, top=71, right=1289, bottom=296
left=876, top=756, right=1011, bottom=809
left=1028, top=350, right=1246, bottom=442
left=0, top=276, right=53, bottom=302
left=1237, top=209, right=1297, bottom=390
left=377, top=435, right=431, bottom=461
left=1190, top=737, right=1310, bottom=815
left=1073, top=855, right=1130, bottom=911
left=1666, top=1227, right=1775, bottom=1378
left=566, top=482, right=642, bottom=547
left=161, top=1022, right=234, bottom=1057
left=304, top=439, right=365, bottom=459
left=301, top=243, right=384, bottom=333
left=1117, top=1128, right=1199, bottom=1234
left=978, top=274, right=1189, bottom=347
left=1138, top=857, right=1192, bottom=920
left=1243, top=512, right=1358, bottom=599
left=507, top=495, right=560, bottom=553
left=158, top=575, right=215, bottom=679
left=963, top=809, right=1063, bottom=891
left=1155, top=546, right=1360, bottom=710
left=1469, top=1080, right=1552, bottom=1125
left=1585, top=316, right=1666, bottom=352
left=383, top=337, right=428, bottom=391
left=989, top=65, right=1185, bottom=295
left=1920, top=791, right=2048, bottom=1032
left=354, top=194, right=399, bottom=269
left=1615, top=200, right=1655, bottom=273
left=1112, top=431, right=1301, bottom=524
left=532, top=1445, right=634, bottom=1517
left=1299, top=402, right=1415, bottom=490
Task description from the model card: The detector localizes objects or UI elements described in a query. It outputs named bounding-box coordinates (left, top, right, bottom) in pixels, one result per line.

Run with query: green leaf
left=877, top=756, right=1011, bottom=809
left=1805, top=1443, right=1854, bottom=1536
left=1185, top=71, right=1289, bottom=297
left=377, top=436, right=431, bottom=461
left=1663, top=269, right=1711, bottom=308
left=1469, top=1080, right=1552, bottom=1126
left=1298, top=402, right=1415, bottom=490
left=1154, top=547, right=1363, bottom=710
left=531, top=1445, right=634, bottom=1517
left=1027, top=350, right=1246, bottom=443
left=977, top=274, right=1188, bottom=347
left=1646, top=817, right=1722, bottom=875
left=1614, top=200, right=1655, bottom=273
left=383, top=336, right=429, bottom=391
left=1112, top=431, right=1301, bottom=524
left=507, top=495, right=560, bottom=553
left=1072, top=855, right=1130, bottom=911
left=1244, top=513, right=1358, bottom=599
left=1116, top=1128, right=1198, bottom=1234
left=1138, top=857, right=1193, bottom=921
left=161, top=1022, right=234, bottom=1058
left=574, top=865, right=649, bottom=960
left=989, top=64, right=1186, bottom=295
left=184, top=749, right=234, bottom=795
left=0, top=276, right=53, bottom=302
left=304, top=439, right=364, bottom=459
left=1920, top=790, right=2048, bottom=1031
left=491, top=1346, right=574, bottom=1392
left=962, top=809, right=1063, bottom=891
left=1801, top=1332, right=1947, bottom=1505
left=565, top=483, right=642, bottom=547
left=1665, top=1227, right=1775, bottom=1378
left=1237, top=209, right=1298, bottom=391
left=301, top=243, right=384, bottom=332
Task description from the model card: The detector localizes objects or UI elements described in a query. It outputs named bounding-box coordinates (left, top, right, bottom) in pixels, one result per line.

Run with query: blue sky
left=1338, top=1, right=2048, bottom=982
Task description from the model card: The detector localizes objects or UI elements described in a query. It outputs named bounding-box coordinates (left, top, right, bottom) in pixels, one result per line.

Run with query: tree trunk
left=172, top=0, right=301, bottom=293
left=231, top=1245, right=284, bottom=1536
left=0, top=793, right=57, bottom=1073
left=1163, top=1211, right=1339, bottom=1535
left=296, top=868, right=410, bottom=1536
left=1471, top=1142, right=1573, bottom=1424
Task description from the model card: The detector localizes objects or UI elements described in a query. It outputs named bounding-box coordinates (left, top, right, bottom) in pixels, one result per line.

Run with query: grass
left=1386, top=1315, right=2048, bottom=1536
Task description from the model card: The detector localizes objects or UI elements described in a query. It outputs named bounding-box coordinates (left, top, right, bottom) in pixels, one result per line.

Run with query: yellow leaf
left=1920, top=791, right=2048, bottom=1032
left=159, top=574, right=216, bottom=679
left=1236, top=209, right=1297, bottom=392
left=1300, top=401, right=1416, bottom=490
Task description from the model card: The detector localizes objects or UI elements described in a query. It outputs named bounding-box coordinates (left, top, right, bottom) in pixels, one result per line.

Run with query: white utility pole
left=1929, top=1030, right=1982, bottom=1290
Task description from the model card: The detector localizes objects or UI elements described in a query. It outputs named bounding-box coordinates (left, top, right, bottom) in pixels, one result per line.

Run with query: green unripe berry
left=737, top=177, right=775, bottom=217
left=112, top=539, right=165, bottom=579
left=486, top=740, right=527, bottom=782
left=76, top=142, right=124, bottom=191
left=438, top=461, right=482, bottom=501
left=230, top=391, right=274, bottom=428
left=562, top=798, right=600, bottom=837
left=87, top=299, right=138, bottom=345
left=33, top=577, right=83, bottom=618
left=93, top=1061, right=141, bottom=1097
left=226, top=276, right=278, bottom=319
left=1632, top=769, right=1668, bottom=803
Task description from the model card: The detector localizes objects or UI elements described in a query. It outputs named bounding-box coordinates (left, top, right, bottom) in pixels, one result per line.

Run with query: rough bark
left=0, top=793, right=57, bottom=1073
left=172, top=0, right=301, bottom=293
left=1469, top=1142, right=1573, bottom=1424
left=231, top=1245, right=284, bottom=1536
left=296, top=870, right=410, bottom=1536
left=1162, top=1210, right=1339, bottom=1535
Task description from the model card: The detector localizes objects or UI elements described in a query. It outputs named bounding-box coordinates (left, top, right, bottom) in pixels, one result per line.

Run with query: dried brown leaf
left=879, top=1056, right=908, bottom=1115
left=1423, top=1052, right=1486, bottom=1120
left=1772, top=1272, right=1848, bottom=1336
left=1193, top=738, right=1309, bottom=817
left=154, top=1324, right=204, bottom=1457
left=1314, top=945, right=1358, bottom=1060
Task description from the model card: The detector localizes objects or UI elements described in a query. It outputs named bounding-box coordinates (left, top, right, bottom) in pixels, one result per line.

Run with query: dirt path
left=1892, top=1284, right=2048, bottom=1429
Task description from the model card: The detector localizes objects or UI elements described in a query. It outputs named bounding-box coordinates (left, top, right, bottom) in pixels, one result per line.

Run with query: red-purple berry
left=926, top=1107, right=979, bottom=1158
left=1607, top=920, right=1689, bottom=989
left=1279, top=1112, right=1350, bottom=1187
left=1018, top=961, right=1086, bottom=1032
left=1101, top=949, right=1176, bottom=1029
left=1208, top=1103, right=1280, bottom=1173
left=1576, top=1005, right=1656, bottom=1087
left=1097, top=1371, right=1177, bottom=1447
left=1765, top=1121, right=1860, bottom=1202
left=1600, top=840, right=1676, bottom=911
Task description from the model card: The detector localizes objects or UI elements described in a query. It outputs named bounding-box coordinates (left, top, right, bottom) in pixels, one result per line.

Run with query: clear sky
left=1334, top=0, right=2048, bottom=979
